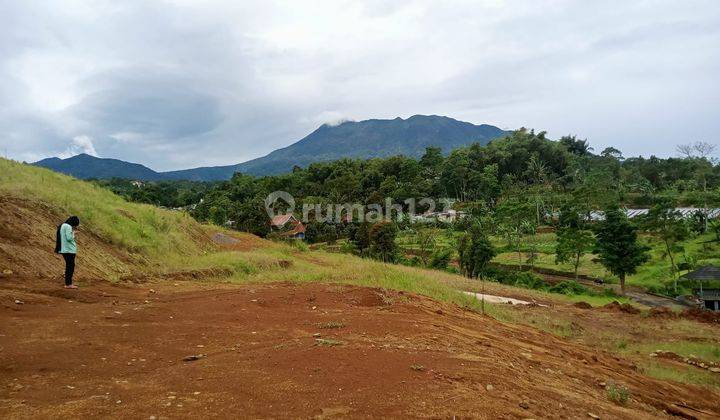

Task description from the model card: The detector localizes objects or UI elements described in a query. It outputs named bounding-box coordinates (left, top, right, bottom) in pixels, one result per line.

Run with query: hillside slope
left=0, top=158, right=481, bottom=307
left=34, top=154, right=164, bottom=181
left=0, top=158, right=214, bottom=280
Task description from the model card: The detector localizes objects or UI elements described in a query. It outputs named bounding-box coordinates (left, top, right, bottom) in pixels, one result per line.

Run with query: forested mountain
left=34, top=154, right=164, bottom=180
left=34, top=115, right=509, bottom=180
left=224, top=115, right=508, bottom=177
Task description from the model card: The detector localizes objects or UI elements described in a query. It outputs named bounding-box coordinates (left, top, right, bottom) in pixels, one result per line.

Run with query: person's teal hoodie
left=59, top=223, right=77, bottom=254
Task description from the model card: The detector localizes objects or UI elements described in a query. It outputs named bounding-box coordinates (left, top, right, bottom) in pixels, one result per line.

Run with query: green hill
left=0, top=158, right=213, bottom=280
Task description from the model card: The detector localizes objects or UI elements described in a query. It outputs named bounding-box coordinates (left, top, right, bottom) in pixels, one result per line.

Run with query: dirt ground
left=2, top=277, right=719, bottom=419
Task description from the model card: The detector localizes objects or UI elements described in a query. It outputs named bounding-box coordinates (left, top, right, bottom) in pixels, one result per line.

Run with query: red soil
left=2, top=277, right=719, bottom=419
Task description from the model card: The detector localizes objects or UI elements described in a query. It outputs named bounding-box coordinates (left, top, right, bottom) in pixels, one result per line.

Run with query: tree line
left=190, top=128, right=718, bottom=236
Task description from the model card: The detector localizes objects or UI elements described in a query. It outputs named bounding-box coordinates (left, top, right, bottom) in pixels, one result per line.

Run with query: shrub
left=289, top=239, right=309, bottom=252
left=606, top=381, right=630, bottom=405
left=512, top=271, right=548, bottom=289
left=339, top=241, right=357, bottom=254
left=408, top=256, right=423, bottom=267
left=548, top=280, right=589, bottom=295
left=429, top=248, right=453, bottom=270
left=485, top=268, right=549, bottom=290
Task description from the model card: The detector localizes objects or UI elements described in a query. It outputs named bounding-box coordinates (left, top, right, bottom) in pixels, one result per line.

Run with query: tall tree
left=348, top=222, right=372, bottom=256
left=458, top=227, right=496, bottom=279
left=369, top=222, right=399, bottom=263
left=555, top=204, right=594, bottom=280
left=593, top=206, right=650, bottom=294
left=643, top=199, right=689, bottom=292
left=415, top=229, right=437, bottom=266
left=559, top=135, right=592, bottom=156
left=555, top=228, right=594, bottom=280
left=458, top=226, right=496, bottom=314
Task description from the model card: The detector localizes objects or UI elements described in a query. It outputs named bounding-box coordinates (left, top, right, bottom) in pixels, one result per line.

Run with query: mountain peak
left=35, top=115, right=510, bottom=180
left=70, top=153, right=97, bottom=160
left=232, top=115, right=508, bottom=176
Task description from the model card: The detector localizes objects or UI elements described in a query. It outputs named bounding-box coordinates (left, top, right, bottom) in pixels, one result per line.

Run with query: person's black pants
left=61, top=253, right=76, bottom=286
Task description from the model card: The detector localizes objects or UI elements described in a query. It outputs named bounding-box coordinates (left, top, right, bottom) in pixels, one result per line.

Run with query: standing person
left=55, top=216, right=80, bottom=289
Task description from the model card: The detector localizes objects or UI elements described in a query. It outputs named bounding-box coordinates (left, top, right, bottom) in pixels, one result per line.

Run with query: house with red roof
left=270, top=214, right=306, bottom=240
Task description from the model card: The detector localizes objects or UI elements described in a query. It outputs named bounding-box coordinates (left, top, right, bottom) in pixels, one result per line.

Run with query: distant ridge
left=34, top=154, right=164, bottom=180
left=34, top=115, right=510, bottom=181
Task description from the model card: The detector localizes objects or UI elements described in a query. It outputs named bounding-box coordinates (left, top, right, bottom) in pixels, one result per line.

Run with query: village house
left=411, top=209, right=467, bottom=223
left=683, top=265, right=720, bottom=311
left=270, top=214, right=306, bottom=240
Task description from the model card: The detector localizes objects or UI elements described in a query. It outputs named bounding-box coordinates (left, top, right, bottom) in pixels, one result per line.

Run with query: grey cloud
left=0, top=0, right=719, bottom=169
left=73, top=72, right=224, bottom=140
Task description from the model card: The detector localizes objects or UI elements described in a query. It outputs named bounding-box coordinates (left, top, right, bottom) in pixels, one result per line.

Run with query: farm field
left=397, top=227, right=720, bottom=295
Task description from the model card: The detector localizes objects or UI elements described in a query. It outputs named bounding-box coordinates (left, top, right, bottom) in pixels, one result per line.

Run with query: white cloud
left=59, top=135, right=98, bottom=158
left=301, top=111, right=354, bottom=127
left=0, top=0, right=718, bottom=170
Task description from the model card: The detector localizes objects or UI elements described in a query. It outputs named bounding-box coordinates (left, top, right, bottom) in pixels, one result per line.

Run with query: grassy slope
left=0, top=158, right=208, bottom=262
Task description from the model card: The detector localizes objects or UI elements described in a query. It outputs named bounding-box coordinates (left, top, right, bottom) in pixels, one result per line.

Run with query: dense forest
left=91, top=178, right=217, bottom=209
left=188, top=129, right=719, bottom=232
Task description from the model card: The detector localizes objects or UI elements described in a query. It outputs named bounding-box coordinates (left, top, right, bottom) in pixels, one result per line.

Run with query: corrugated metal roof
left=586, top=208, right=720, bottom=221
left=683, top=265, right=720, bottom=281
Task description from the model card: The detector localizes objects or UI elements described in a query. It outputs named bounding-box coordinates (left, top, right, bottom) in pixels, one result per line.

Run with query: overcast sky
left=1, top=0, right=718, bottom=170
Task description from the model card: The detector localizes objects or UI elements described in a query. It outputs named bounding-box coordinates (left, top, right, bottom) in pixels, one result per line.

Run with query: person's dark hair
left=55, top=216, right=80, bottom=253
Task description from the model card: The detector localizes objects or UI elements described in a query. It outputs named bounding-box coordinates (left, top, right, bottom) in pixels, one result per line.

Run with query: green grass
left=605, top=381, right=630, bottom=406
left=400, top=225, right=720, bottom=295
left=219, top=249, right=488, bottom=312
left=627, top=341, right=720, bottom=363
left=396, top=228, right=459, bottom=250
left=397, top=264, right=629, bottom=307
left=639, top=360, right=720, bottom=388
left=493, top=234, right=720, bottom=290
left=0, top=159, right=209, bottom=263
